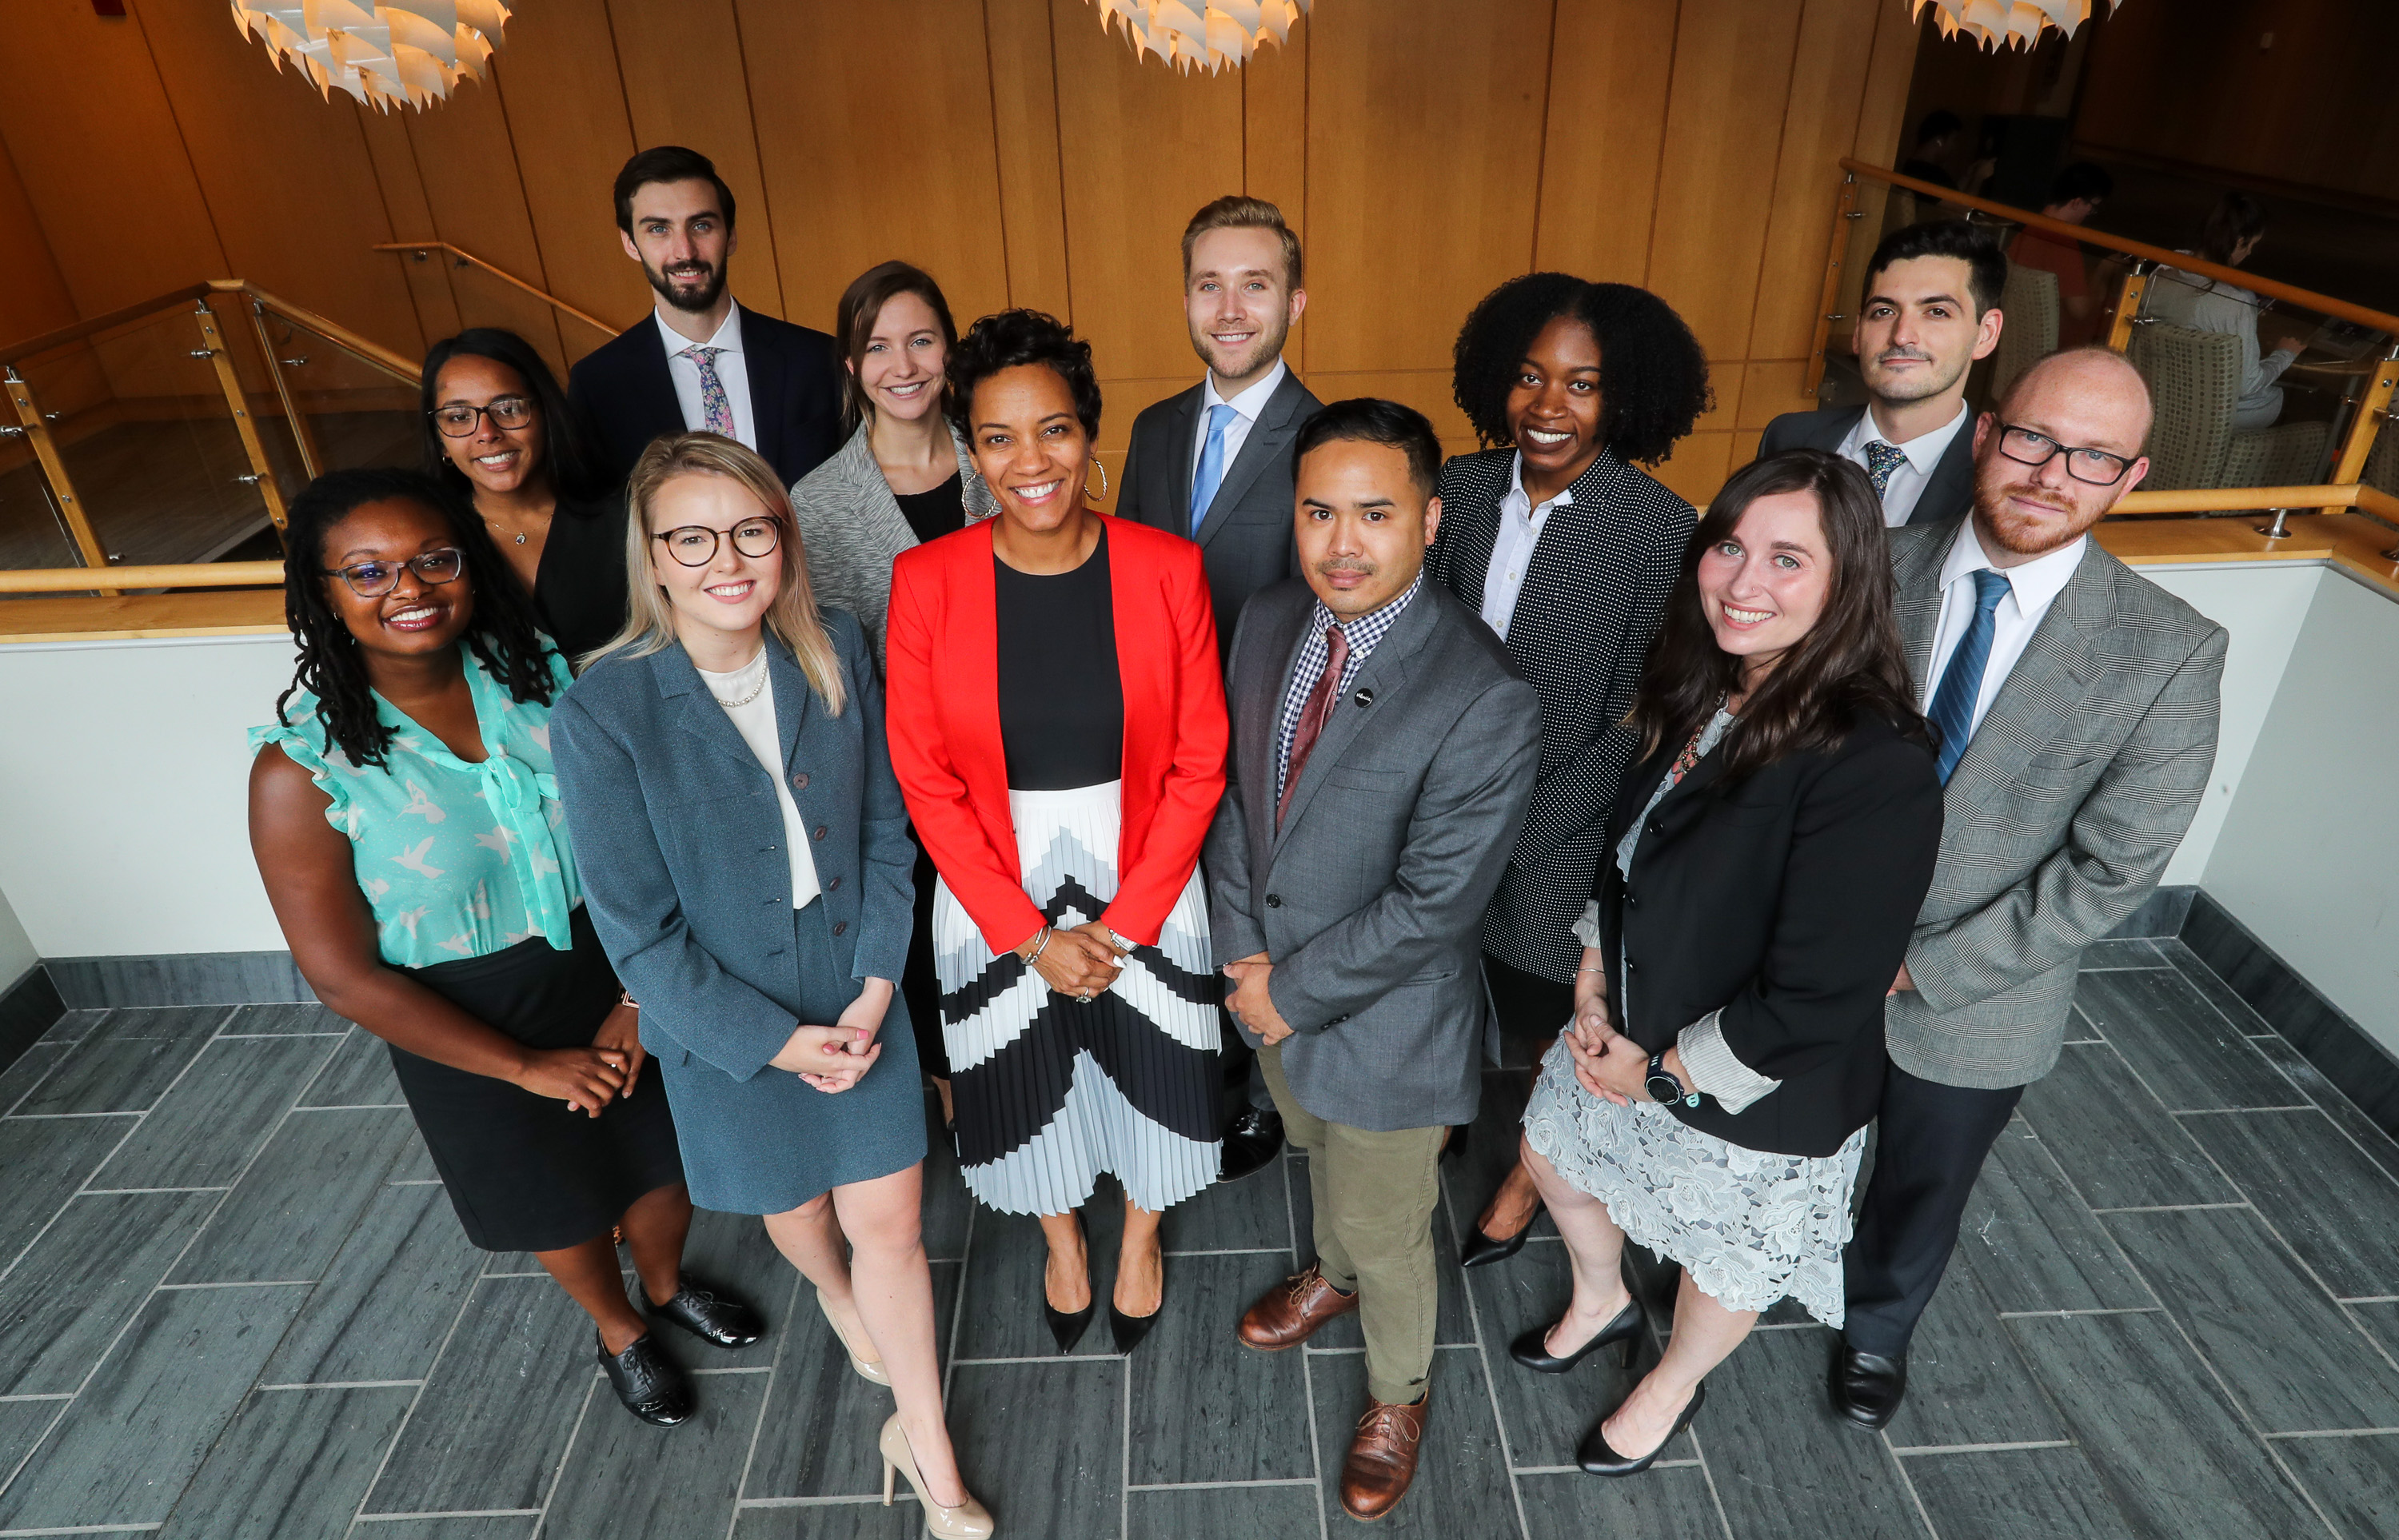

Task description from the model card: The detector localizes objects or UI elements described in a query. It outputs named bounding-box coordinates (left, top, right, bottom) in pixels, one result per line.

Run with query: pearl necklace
left=705, top=650, right=768, bottom=708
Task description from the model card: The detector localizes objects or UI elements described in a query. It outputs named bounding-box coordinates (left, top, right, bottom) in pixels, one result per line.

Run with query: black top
left=893, top=472, right=967, bottom=545
left=525, top=491, right=633, bottom=664
left=994, top=527, right=1124, bottom=790
left=1591, top=708, right=1944, bottom=1159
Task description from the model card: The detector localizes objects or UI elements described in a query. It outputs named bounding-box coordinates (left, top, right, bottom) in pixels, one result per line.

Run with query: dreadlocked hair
left=275, top=466, right=556, bottom=771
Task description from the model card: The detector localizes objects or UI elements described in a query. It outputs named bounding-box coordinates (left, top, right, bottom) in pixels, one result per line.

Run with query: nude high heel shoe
left=880, top=1412, right=995, bottom=1538
left=816, top=1287, right=891, bottom=1386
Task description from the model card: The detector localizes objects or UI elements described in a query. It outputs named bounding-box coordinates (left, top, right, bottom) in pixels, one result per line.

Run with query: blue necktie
left=1190, top=402, right=1237, bottom=535
left=1928, top=568, right=2012, bottom=783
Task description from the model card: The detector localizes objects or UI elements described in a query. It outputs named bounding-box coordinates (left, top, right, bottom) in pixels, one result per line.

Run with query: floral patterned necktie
left=680, top=345, right=735, bottom=437
left=1862, top=439, right=1908, bottom=500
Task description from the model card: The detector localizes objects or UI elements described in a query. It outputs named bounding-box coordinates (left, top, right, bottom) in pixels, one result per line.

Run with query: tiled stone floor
left=2, top=939, right=2397, bottom=1537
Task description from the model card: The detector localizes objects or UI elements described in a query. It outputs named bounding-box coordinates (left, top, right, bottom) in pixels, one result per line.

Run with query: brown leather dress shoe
left=1236, top=1264, right=1359, bottom=1351
left=1340, top=1393, right=1430, bottom=1522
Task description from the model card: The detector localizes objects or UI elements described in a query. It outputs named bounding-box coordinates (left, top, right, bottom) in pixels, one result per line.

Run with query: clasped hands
left=769, top=977, right=895, bottom=1094
left=1018, top=920, right=1128, bottom=1001
left=1561, top=960, right=1682, bottom=1107
left=1222, top=952, right=1293, bottom=1045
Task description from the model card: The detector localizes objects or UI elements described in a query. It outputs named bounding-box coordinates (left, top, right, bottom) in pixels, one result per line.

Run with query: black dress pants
left=1842, top=1059, right=2024, bottom=1357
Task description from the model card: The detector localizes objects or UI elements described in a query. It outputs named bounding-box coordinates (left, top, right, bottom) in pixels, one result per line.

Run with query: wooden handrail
left=219, top=280, right=421, bottom=383
left=2114, top=482, right=2399, bottom=521
left=1841, top=159, right=2399, bottom=339
left=0, top=283, right=218, bottom=366
left=373, top=241, right=622, bottom=340
left=0, top=561, right=285, bottom=594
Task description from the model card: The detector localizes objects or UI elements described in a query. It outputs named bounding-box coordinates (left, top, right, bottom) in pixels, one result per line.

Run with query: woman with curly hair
left=886, top=309, right=1227, bottom=1360
left=1424, top=273, right=1711, bottom=1267
left=245, top=468, right=760, bottom=1432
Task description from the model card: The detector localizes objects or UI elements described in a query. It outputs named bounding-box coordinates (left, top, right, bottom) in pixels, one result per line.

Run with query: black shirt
left=994, top=526, right=1124, bottom=790
left=893, top=472, right=967, bottom=545
left=525, top=491, right=632, bottom=665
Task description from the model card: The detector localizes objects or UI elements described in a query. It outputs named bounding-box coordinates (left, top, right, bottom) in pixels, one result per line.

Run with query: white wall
left=0, top=633, right=298, bottom=957
left=0, top=881, right=34, bottom=994
left=2202, top=567, right=2399, bottom=1055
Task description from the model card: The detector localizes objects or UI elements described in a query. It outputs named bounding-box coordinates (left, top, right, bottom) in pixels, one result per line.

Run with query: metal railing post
left=1804, top=174, right=1859, bottom=402
left=249, top=298, right=321, bottom=484
left=2, top=365, right=115, bottom=593
left=2325, top=346, right=2397, bottom=520
left=191, top=299, right=290, bottom=532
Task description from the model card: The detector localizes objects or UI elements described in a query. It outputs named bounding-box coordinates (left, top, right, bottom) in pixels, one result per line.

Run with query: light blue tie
left=1928, top=569, right=2012, bottom=783
left=1190, top=402, right=1238, bottom=535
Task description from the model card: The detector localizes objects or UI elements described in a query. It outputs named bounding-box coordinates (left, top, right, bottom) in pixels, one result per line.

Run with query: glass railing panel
left=249, top=303, right=423, bottom=502
left=437, top=257, right=620, bottom=382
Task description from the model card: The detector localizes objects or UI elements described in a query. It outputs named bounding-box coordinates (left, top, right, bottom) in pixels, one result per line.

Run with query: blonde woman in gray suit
left=791, top=261, right=1000, bottom=1127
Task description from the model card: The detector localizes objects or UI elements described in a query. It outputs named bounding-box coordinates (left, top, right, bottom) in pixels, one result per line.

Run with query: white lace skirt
left=1522, top=1037, right=1865, bottom=1325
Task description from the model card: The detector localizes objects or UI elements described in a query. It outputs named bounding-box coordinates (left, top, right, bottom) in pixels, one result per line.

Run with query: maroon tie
left=1278, top=625, right=1350, bottom=831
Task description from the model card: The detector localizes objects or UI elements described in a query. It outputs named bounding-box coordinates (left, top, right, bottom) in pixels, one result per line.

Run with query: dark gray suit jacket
left=1204, top=578, right=1539, bottom=1131
left=1758, top=405, right=1974, bottom=526
left=1117, top=368, right=1322, bottom=656
left=1885, top=521, right=2225, bottom=1089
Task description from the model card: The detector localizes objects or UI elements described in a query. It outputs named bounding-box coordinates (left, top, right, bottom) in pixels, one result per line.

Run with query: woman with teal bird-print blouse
left=245, top=467, right=762, bottom=1431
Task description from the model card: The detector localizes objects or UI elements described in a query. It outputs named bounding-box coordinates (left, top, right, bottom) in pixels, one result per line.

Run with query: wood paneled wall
left=0, top=0, right=1918, bottom=506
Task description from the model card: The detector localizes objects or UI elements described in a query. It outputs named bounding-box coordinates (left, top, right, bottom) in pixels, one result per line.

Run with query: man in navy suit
left=1756, top=221, right=2006, bottom=528
left=569, top=146, right=844, bottom=492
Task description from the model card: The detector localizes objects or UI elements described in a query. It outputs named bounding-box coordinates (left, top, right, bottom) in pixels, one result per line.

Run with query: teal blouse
left=250, top=645, right=584, bottom=969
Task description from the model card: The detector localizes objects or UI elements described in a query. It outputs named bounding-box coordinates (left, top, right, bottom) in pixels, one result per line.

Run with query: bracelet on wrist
left=1021, top=926, right=1053, bottom=966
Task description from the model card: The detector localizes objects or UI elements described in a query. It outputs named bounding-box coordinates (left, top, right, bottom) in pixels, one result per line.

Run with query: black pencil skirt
left=393, top=907, right=685, bottom=1252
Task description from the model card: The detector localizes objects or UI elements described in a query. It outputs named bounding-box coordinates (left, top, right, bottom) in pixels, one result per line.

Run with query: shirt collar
left=1939, top=517, right=2087, bottom=608
left=1851, top=397, right=1971, bottom=472
left=1308, top=571, right=1424, bottom=659
left=656, top=299, right=744, bottom=357
left=1200, top=356, right=1287, bottom=421
left=1502, top=450, right=1576, bottom=516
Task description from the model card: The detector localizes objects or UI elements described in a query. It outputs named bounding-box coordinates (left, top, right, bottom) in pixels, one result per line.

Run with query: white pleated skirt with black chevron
left=932, top=780, right=1222, bottom=1216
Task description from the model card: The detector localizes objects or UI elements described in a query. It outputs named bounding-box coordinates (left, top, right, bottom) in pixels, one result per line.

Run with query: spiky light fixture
left=230, top=0, right=511, bottom=111
left=1089, top=1, right=1311, bottom=74
left=1913, top=0, right=2122, bottom=50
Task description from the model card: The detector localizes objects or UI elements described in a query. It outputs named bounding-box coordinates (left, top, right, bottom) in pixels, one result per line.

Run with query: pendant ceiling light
left=230, top=0, right=511, bottom=110
left=1089, top=1, right=1311, bottom=74
left=1912, top=0, right=2120, bottom=50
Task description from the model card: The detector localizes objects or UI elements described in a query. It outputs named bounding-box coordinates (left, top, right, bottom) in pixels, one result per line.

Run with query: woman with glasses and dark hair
left=1507, top=449, right=1942, bottom=1474
left=885, top=309, right=1226, bottom=1359
left=551, top=434, right=990, bottom=1536
left=421, top=328, right=629, bottom=662
left=246, top=467, right=760, bottom=1433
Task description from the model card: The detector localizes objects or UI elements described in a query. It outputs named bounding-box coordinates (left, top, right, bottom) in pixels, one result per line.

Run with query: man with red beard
left=1830, top=347, right=2226, bottom=1430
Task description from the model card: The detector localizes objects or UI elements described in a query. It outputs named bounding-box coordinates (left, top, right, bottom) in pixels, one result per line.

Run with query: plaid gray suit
left=1886, top=521, right=2227, bottom=1090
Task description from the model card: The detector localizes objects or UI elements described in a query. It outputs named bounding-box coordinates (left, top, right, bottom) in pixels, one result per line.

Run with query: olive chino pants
left=1257, top=1042, right=1447, bottom=1407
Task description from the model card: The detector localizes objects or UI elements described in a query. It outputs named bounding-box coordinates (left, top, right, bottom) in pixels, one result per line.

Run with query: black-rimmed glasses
left=321, top=548, right=466, bottom=598
left=429, top=396, right=535, bottom=438
left=1995, top=424, right=2135, bottom=486
left=653, top=517, right=783, bottom=567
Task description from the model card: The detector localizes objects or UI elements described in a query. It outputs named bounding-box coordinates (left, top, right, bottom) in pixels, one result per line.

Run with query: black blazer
left=528, top=491, right=632, bottom=664
left=1116, top=367, right=1323, bottom=657
left=1423, top=447, right=1693, bottom=983
left=567, top=305, right=845, bottom=492
left=1756, top=405, right=1974, bottom=527
left=1593, top=709, right=1943, bottom=1157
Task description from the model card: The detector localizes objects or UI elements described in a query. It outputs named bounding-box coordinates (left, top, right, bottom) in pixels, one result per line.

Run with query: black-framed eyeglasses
left=1995, top=423, right=2135, bottom=486
left=653, top=517, right=783, bottom=568
left=321, top=548, right=466, bottom=598
left=429, top=397, right=535, bottom=438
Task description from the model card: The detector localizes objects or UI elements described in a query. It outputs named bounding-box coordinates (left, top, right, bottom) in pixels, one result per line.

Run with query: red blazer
left=886, top=514, right=1227, bottom=956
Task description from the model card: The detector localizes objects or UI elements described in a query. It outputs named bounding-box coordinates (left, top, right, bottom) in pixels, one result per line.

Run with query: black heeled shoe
left=1044, top=1220, right=1096, bottom=1354
left=1459, top=1208, right=1542, bottom=1270
left=1577, top=1382, right=1705, bottom=1477
left=1109, top=1303, right=1160, bottom=1354
left=1508, top=1295, right=1644, bottom=1374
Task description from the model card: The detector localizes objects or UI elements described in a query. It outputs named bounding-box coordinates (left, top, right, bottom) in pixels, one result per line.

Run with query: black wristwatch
left=1648, top=1051, right=1701, bottom=1108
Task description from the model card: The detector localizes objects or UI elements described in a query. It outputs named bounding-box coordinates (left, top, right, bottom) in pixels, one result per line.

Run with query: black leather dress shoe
left=598, top=1332, right=693, bottom=1426
left=649, top=1277, right=765, bottom=1350
left=1219, top=1107, right=1285, bottom=1182
left=1829, top=1341, right=1908, bottom=1429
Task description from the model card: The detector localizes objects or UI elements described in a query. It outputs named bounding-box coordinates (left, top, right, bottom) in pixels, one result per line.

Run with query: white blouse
left=696, top=648, right=822, bottom=909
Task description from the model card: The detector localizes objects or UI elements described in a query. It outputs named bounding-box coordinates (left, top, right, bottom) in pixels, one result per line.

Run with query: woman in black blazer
left=1508, top=450, right=1942, bottom=1477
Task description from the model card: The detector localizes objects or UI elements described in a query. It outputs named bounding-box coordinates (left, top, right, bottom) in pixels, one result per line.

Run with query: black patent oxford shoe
left=598, top=1332, right=693, bottom=1427
left=649, top=1277, right=765, bottom=1350
left=1829, top=1341, right=1908, bottom=1430
left=1219, top=1107, right=1285, bottom=1183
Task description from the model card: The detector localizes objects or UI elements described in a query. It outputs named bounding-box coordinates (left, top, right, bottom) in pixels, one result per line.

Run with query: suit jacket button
left=832, top=920, right=848, bottom=936
left=826, top=876, right=841, bottom=892
left=1265, top=894, right=1283, bottom=908
left=813, top=825, right=828, bottom=841
left=1626, top=894, right=1639, bottom=909
left=1624, top=960, right=1639, bottom=975
left=792, top=772, right=810, bottom=790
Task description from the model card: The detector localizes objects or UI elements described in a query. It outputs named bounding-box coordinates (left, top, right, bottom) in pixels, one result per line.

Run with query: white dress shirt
left=693, top=649, right=822, bottom=909
left=657, top=301, right=758, bottom=452
left=1479, top=451, right=1572, bottom=640
left=1836, top=399, right=1971, bottom=528
left=1188, top=357, right=1289, bottom=499
left=1922, top=518, right=2088, bottom=739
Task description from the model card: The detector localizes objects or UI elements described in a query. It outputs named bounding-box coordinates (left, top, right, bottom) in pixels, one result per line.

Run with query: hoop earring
left=1084, top=456, right=1110, bottom=504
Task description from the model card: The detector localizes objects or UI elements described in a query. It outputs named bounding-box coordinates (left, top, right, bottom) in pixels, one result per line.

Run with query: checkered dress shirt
left=1273, top=573, right=1423, bottom=804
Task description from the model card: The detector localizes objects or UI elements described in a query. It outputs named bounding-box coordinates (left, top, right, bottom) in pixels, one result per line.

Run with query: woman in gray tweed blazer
left=788, top=262, right=998, bottom=1127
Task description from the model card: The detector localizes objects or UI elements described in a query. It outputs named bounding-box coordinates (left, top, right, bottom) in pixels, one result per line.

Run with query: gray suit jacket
left=1204, top=578, right=1540, bottom=1131
left=1118, top=368, right=1322, bottom=656
left=1886, top=521, right=2226, bottom=1088
left=787, top=421, right=999, bottom=666
left=1758, top=405, right=1975, bottom=526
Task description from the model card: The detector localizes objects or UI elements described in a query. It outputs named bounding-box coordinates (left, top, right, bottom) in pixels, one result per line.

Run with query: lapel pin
left=1354, top=688, right=1374, bottom=708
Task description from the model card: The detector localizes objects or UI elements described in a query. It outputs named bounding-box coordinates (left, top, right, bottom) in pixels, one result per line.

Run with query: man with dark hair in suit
left=1757, top=222, right=2006, bottom=529
left=568, top=146, right=844, bottom=491
left=1119, top=194, right=1325, bottom=1181
left=1212, top=397, right=1537, bottom=1523
left=1830, top=346, right=2225, bottom=1430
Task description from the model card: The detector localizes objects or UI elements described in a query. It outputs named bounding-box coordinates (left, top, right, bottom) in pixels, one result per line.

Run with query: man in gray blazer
left=1210, top=399, right=1538, bottom=1522
left=1119, top=194, right=1326, bottom=1179
left=1833, top=348, right=2227, bottom=1427
left=1758, top=221, right=2006, bottom=528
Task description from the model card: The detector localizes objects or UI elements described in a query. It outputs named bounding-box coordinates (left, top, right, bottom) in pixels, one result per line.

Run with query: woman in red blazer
left=888, top=310, right=1227, bottom=1358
